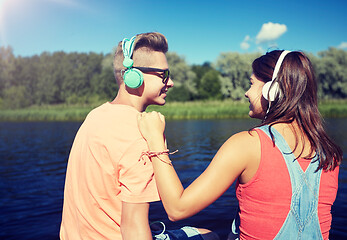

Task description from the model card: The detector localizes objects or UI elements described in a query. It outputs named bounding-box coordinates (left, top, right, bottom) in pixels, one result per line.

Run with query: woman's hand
left=138, top=111, right=166, bottom=149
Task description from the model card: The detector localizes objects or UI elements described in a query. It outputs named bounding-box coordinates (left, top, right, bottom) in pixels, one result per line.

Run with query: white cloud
left=256, top=22, right=287, bottom=44
left=337, top=42, right=347, bottom=49
left=257, top=46, right=264, bottom=53
left=240, top=41, right=250, bottom=50
left=240, top=35, right=251, bottom=50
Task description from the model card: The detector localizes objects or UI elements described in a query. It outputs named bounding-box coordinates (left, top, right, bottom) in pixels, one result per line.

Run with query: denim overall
left=231, top=125, right=323, bottom=239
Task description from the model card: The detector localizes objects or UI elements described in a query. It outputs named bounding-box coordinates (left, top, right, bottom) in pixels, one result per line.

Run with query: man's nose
left=167, top=77, right=174, bottom=87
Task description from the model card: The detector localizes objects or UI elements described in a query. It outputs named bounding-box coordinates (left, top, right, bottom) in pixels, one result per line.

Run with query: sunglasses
left=133, top=67, right=170, bottom=85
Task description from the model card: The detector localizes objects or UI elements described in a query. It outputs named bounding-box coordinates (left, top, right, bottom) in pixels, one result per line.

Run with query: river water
left=0, top=118, right=346, bottom=239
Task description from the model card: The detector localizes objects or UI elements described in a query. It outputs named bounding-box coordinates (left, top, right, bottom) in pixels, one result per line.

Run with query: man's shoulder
left=87, top=103, right=139, bottom=121
left=82, top=103, right=142, bottom=141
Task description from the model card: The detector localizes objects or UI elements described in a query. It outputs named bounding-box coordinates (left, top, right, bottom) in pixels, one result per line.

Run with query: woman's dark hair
left=252, top=50, right=342, bottom=171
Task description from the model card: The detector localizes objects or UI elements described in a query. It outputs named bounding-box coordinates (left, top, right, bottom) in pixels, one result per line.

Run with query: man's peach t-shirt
left=60, top=103, right=159, bottom=240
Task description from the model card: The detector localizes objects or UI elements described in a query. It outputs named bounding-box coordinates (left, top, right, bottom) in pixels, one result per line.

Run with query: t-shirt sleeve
left=118, top=138, right=160, bottom=203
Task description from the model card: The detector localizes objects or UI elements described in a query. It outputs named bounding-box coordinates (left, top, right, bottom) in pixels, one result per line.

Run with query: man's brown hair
left=113, top=32, right=168, bottom=84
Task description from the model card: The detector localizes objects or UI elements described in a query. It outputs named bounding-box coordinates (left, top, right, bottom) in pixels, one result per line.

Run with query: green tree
left=166, top=52, right=196, bottom=101
left=305, top=52, right=322, bottom=98
left=90, top=53, right=118, bottom=102
left=315, top=48, right=347, bottom=99
left=61, top=52, right=104, bottom=104
left=36, top=51, right=66, bottom=104
left=198, top=69, right=222, bottom=99
left=2, top=85, right=31, bottom=108
left=192, top=62, right=215, bottom=99
left=166, top=86, right=191, bottom=102
left=12, top=55, right=40, bottom=106
left=215, top=52, right=260, bottom=100
left=1, top=47, right=345, bottom=109
left=0, top=46, right=16, bottom=101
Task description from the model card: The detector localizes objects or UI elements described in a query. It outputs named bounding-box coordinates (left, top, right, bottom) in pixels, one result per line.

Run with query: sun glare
left=0, top=0, right=87, bottom=48
left=0, top=0, right=72, bottom=46
left=0, top=0, right=7, bottom=45
left=0, top=0, right=27, bottom=45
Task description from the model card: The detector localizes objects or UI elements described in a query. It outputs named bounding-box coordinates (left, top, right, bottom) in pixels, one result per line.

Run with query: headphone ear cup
left=262, top=81, right=280, bottom=101
left=123, top=68, right=144, bottom=89
left=123, top=57, right=134, bottom=68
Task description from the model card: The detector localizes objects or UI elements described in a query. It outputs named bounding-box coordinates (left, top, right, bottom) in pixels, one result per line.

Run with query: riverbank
left=0, top=100, right=346, bottom=121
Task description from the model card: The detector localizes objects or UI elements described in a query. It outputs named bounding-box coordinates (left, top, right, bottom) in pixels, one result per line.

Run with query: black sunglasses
left=133, top=67, right=170, bottom=85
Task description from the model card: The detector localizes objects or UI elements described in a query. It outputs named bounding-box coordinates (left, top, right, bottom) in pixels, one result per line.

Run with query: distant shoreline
left=1, top=100, right=346, bottom=122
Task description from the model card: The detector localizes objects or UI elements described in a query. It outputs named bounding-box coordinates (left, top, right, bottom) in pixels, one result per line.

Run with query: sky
left=0, top=0, right=346, bottom=65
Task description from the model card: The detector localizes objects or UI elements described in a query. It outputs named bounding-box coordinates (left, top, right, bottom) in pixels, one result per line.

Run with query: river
left=0, top=118, right=346, bottom=239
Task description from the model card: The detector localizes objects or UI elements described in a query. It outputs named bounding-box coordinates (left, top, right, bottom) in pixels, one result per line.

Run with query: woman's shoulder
left=227, top=130, right=260, bottom=144
left=221, top=130, right=262, bottom=183
left=221, top=130, right=260, bottom=158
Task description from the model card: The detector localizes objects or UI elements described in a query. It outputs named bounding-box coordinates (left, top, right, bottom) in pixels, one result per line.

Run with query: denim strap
left=258, top=125, right=323, bottom=239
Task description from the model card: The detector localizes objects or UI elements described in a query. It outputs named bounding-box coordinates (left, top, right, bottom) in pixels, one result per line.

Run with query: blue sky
left=0, top=0, right=346, bottom=64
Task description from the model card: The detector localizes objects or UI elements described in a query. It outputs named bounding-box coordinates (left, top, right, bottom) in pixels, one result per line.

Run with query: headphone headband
left=262, top=50, right=291, bottom=110
left=122, top=36, right=136, bottom=68
left=121, top=35, right=144, bottom=89
left=272, top=50, right=291, bottom=81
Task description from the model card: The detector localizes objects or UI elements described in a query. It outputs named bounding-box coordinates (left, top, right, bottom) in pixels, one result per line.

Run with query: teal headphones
left=122, top=36, right=144, bottom=88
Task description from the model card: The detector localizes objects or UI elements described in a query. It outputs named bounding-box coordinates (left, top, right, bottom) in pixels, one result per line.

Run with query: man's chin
left=152, top=99, right=166, bottom=106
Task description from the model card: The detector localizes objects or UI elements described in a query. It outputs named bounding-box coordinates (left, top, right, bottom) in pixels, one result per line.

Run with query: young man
left=60, top=32, right=216, bottom=240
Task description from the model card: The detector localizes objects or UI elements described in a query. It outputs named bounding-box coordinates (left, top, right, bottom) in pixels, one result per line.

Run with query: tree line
left=0, top=46, right=346, bottom=109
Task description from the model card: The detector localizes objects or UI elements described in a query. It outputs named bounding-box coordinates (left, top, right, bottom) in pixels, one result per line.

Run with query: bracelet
left=140, top=149, right=178, bottom=165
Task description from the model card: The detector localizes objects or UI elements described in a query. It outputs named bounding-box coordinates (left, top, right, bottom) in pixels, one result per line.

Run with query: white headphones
left=262, top=50, right=291, bottom=102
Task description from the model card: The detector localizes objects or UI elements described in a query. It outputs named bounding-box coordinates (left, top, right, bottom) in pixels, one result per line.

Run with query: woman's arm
left=138, top=112, right=260, bottom=221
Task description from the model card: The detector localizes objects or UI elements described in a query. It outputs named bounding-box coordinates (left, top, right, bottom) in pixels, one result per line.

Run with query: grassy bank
left=0, top=100, right=346, bottom=122
left=0, top=104, right=95, bottom=122
left=147, top=100, right=249, bottom=119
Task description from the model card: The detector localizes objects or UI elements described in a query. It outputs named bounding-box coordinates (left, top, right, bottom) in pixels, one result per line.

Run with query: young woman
left=137, top=50, right=342, bottom=240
